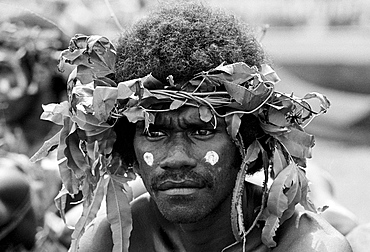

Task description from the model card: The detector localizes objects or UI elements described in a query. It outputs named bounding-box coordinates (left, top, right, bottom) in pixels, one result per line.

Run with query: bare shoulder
left=77, top=193, right=152, bottom=252
left=77, top=215, right=113, bottom=252
left=273, top=209, right=353, bottom=252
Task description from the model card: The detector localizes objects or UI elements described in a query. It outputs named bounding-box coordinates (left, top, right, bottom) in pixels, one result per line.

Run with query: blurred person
left=0, top=11, right=68, bottom=156
left=0, top=9, right=75, bottom=251
left=32, top=2, right=353, bottom=251
left=0, top=149, right=69, bottom=251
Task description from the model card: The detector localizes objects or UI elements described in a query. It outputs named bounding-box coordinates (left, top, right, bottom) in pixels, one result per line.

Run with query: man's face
left=133, top=106, right=240, bottom=223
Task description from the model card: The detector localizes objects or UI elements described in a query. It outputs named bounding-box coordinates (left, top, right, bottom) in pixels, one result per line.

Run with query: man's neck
left=173, top=194, right=236, bottom=252
left=171, top=183, right=264, bottom=252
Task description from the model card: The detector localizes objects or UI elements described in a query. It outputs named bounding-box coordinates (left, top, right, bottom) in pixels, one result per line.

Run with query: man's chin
left=161, top=210, right=206, bottom=224
left=156, top=201, right=209, bottom=224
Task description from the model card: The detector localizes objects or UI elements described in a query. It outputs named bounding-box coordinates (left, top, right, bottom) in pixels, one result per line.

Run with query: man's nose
left=159, top=143, right=197, bottom=170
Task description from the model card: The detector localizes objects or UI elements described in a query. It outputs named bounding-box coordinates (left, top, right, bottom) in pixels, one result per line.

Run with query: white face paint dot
left=204, top=151, right=219, bottom=166
left=143, top=152, right=154, bottom=166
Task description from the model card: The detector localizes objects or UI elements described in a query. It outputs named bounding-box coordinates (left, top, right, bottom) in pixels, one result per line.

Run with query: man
left=32, top=2, right=352, bottom=251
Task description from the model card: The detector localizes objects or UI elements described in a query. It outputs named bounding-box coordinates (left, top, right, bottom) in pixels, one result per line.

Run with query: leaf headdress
left=31, top=34, right=330, bottom=251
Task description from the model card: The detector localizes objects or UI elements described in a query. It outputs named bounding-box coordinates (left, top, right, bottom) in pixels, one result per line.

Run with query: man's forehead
left=138, top=106, right=225, bottom=128
left=156, top=107, right=200, bottom=123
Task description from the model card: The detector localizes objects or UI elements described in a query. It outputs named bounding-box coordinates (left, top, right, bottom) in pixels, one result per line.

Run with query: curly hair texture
left=115, top=2, right=268, bottom=83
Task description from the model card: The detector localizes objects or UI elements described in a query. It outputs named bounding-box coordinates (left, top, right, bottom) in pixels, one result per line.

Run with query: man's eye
left=193, top=129, right=214, bottom=136
left=146, top=130, right=165, bottom=138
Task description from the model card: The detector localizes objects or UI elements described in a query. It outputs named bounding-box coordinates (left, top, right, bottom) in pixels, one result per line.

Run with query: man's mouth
left=156, top=180, right=205, bottom=196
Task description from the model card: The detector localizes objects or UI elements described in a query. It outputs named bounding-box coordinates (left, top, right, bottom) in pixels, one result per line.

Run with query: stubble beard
left=154, top=189, right=233, bottom=224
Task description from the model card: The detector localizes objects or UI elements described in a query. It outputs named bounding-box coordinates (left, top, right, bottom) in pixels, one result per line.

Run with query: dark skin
left=78, top=106, right=352, bottom=252
left=133, top=106, right=240, bottom=224
left=132, top=106, right=241, bottom=251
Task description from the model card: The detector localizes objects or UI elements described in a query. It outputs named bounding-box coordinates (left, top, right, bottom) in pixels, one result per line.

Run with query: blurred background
left=0, top=0, right=369, bottom=250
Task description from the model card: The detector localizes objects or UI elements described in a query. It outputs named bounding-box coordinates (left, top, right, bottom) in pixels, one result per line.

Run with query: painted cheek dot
left=143, top=152, right=154, bottom=166
left=204, top=151, right=219, bottom=166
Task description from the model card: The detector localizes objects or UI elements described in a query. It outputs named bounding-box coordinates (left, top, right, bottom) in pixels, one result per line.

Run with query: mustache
left=151, top=170, right=214, bottom=190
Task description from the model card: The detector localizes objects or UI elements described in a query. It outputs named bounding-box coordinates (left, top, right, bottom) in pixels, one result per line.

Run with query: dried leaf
left=261, top=214, right=280, bottom=247
left=199, top=105, right=213, bottom=123
left=303, top=92, right=331, bottom=112
left=59, top=47, right=84, bottom=68
left=41, top=101, right=70, bottom=125
left=72, top=110, right=111, bottom=133
left=85, top=128, right=116, bottom=156
left=64, top=130, right=90, bottom=177
left=61, top=35, right=115, bottom=79
left=71, top=83, right=94, bottom=112
left=93, top=86, right=118, bottom=121
left=267, top=163, right=295, bottom=217
left=224, top=80, right=273, bottom=112
left=117, top=83, right=134, bottom=99
left=280, top=204, right=296, bottom=224
left=225, top=113, right=242, bottom=140
left=245, top=140, right=261, bottom=165
left=30, top=131, right=60, bottom=162
left=123, top=107, right=145, bottom=123
left=87, top=35, right=116, bottom=70
left=58, top=157, right=79, bottom=195
left=259, top=121, right=289, bottom=135
left=142, top=74, right=165, bottom=89
left=285, top=176, right=299, bottom=206
left=275, top=127, right=314, bottom=159
left=213, top=62, right=257, bottom=84
left=94, top=76, right=117, bottom=87
left=58, top=118, right=79, bottom=195
left=297, top=168, right=317, bottom=212
left=54, top=186, right=69, bottom=224
left=69, top=175, right=109, bottom=252
left=267, top=108, right=289, bottom=127
left=272, top=143, right=288, bottom=178
left=75, top=65, right=94, bottom=84
left=107, top=176, right=132, bottom=252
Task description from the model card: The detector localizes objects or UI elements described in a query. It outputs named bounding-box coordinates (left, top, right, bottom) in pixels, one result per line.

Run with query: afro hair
left=115, top=2, right=268, bottom=84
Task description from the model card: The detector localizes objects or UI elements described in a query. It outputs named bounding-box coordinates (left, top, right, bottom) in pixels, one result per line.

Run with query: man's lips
left=156, top=180, right=205, bottom=196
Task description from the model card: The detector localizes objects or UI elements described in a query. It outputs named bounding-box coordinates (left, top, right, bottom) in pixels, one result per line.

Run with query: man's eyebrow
left=151, top=119, right=212, bottom=130
left=180, top=119, right=218, bottom=129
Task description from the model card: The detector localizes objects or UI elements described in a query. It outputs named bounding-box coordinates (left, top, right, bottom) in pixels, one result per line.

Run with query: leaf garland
left=31, top=35, right=136, bottom=252
left=93, top=86, right=118, bottom=121
left=30, top=34, right=331, bottom=251
left=58, top=35, right=116, bottom=80
left=225, top=113, right=242, bottom=140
